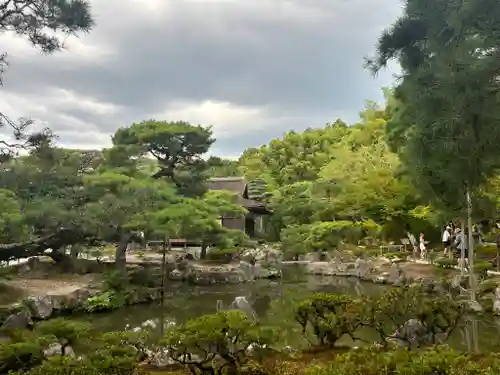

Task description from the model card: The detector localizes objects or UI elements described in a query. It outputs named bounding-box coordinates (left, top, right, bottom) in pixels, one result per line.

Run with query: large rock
left=24, top=295, right=53, bottom=319
left=145, top=348, right=176, bottom=368
left=306, top=259, right=355, bottom=276
left=252, top=264, right=281, bottom=279
left=239, top=261, right=255, bottom=281
left=306, top=262, right=336, bottom=276
left=388, top=319, right=432, bottom=348
left=168, top=261, right=279, bottom=285
left=354, top=258, right=371, bottom=279
left=388, top=263, right=406, bottom=286
left=241, top=246, right=282, bottom=265
left=43, top=343, right=63, bottom=357
left=1, top=310, right=32, bottom=330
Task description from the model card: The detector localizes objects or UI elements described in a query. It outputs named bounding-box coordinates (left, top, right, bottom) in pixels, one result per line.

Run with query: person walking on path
left=442, top=226, right=452, bottom=258
left=419, top=233, right=427, bottom=260
left=455, top=228, right=469, bottom=271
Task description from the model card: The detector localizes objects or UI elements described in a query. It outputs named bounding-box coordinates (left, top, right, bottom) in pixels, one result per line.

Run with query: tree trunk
left=200, top=243, right=208, bottom=260
left=70, top=244, right=82, bottom=259
left=460, top=220, right=466, bottom=277
left=159, top=238, right=168, bottom=337
left=0, top=229, right=83, bottom=263
left=466, top=185, right=476, bottom=302
left=115, top=232, right=132, bottom=271
left=48, top=246, right=76, bottom=272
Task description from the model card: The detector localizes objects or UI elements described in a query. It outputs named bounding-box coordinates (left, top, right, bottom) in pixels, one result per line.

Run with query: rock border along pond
left=1, top=247, right=499, bottom=332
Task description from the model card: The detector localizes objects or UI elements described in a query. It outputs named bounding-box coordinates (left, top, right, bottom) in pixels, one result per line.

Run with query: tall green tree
left=206, top=156, right=240, bottom=177
left=368, top=0, right=500, bottom=300
left=0, top=147, right=101, bottom=264
left=0, top=188, right=26, bottom=243
left=137, top=190, right=247, bottom=259
left=112, top=120, right=214, bottom=196
left=82, top=171, right=179, bottom=269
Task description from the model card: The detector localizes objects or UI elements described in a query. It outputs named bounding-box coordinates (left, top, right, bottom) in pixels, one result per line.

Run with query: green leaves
left=295, top=293, right=360, bottom=346
left=112, top=120, right=215, bottom=196
left=0, top=189, right=26, bottom=242
left=370, top=0, right=500, bottom=215
left=281, top=221, right=381, bottom=256
left=162, top=310, right=272, bottom=373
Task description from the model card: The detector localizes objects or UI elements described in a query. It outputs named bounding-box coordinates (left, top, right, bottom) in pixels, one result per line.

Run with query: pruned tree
left=112, top=120, right=215, bottom=197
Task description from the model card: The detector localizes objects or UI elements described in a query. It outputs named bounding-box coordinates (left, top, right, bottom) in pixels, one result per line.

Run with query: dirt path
left=401, top=262, right=443, bottom=279
left=4, top=274, right=96, bottom=296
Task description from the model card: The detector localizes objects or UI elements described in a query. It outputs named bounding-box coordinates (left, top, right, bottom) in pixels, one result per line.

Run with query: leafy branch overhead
left=367, top=0, right=500, bottom=213
left=0, top=0, right=94, bottom=161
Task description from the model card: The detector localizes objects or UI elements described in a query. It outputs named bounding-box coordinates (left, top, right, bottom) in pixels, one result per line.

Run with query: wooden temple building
left=206, top=177, right=270, bottom=237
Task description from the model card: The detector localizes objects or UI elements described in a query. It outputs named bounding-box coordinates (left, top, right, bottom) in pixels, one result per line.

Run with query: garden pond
left=75, top=265, right=500, bottom=352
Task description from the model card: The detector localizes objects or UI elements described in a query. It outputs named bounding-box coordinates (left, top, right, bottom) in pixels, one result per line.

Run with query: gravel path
left=4, top=274, right=95, bottom=296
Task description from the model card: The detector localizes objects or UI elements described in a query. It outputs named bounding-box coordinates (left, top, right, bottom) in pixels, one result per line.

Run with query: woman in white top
left=419, top=233, right=427, bottom=259
left=442, top=226, right=451, bottom=257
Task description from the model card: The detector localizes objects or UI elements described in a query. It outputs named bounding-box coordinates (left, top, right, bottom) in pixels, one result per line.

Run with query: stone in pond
left=229, top=296, right=257, bottom=321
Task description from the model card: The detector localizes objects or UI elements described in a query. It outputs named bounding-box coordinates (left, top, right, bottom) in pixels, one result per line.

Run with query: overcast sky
left=0, top=0, right=401, bottom=158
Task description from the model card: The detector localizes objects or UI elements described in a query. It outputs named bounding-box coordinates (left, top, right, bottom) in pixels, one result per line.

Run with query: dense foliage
left=0, top=288, right=486, bottom=375
left=0, top=120, right=248, bottom=267
left=235, top=95, right=460, bottom=251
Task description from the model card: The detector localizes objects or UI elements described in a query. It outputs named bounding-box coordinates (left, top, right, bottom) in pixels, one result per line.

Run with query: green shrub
left=102, top=271, right=130, bottom=292
left=11, top=351, right=139, bottom=375
left=35, top=319, right=91, bottom=355
left=304, top=346, right=500, bottom=375
left=476, top=244, right=498, bottom=259
left=0, top=340, right=44, bottom=374
left=351, top=247, right=379, bottom=258
left=206, top=247, right=241, bottom=263
left=384, top=251, right=411, bottom=259
left=478, top=279, right=498, bottom=295
left=474, top=260, right=492, bottom=279
left=435, top=257, right=456, bottom=269
left=295, top=293, right=360, bottom=347
left=358, top=286, right=465, bottom=347
left=162, top=310, right=274, bottom=374
left=128, top=267, right=160, bottom=288
left=83, top=291, right=125, bottom=312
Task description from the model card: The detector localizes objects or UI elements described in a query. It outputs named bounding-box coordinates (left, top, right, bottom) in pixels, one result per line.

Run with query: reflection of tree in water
left=253, top=295, right=272, bottom=316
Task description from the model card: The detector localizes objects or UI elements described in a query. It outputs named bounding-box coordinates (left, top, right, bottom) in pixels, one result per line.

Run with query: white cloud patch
left=154, top=100, right=271, bottom=137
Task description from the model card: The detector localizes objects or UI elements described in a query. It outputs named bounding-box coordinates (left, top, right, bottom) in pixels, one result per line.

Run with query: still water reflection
left=77, top=265, right=500, bottom=351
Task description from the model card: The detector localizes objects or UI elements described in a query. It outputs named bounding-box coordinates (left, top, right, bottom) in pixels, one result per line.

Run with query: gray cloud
left=0, top=0, right=401, bottom=154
